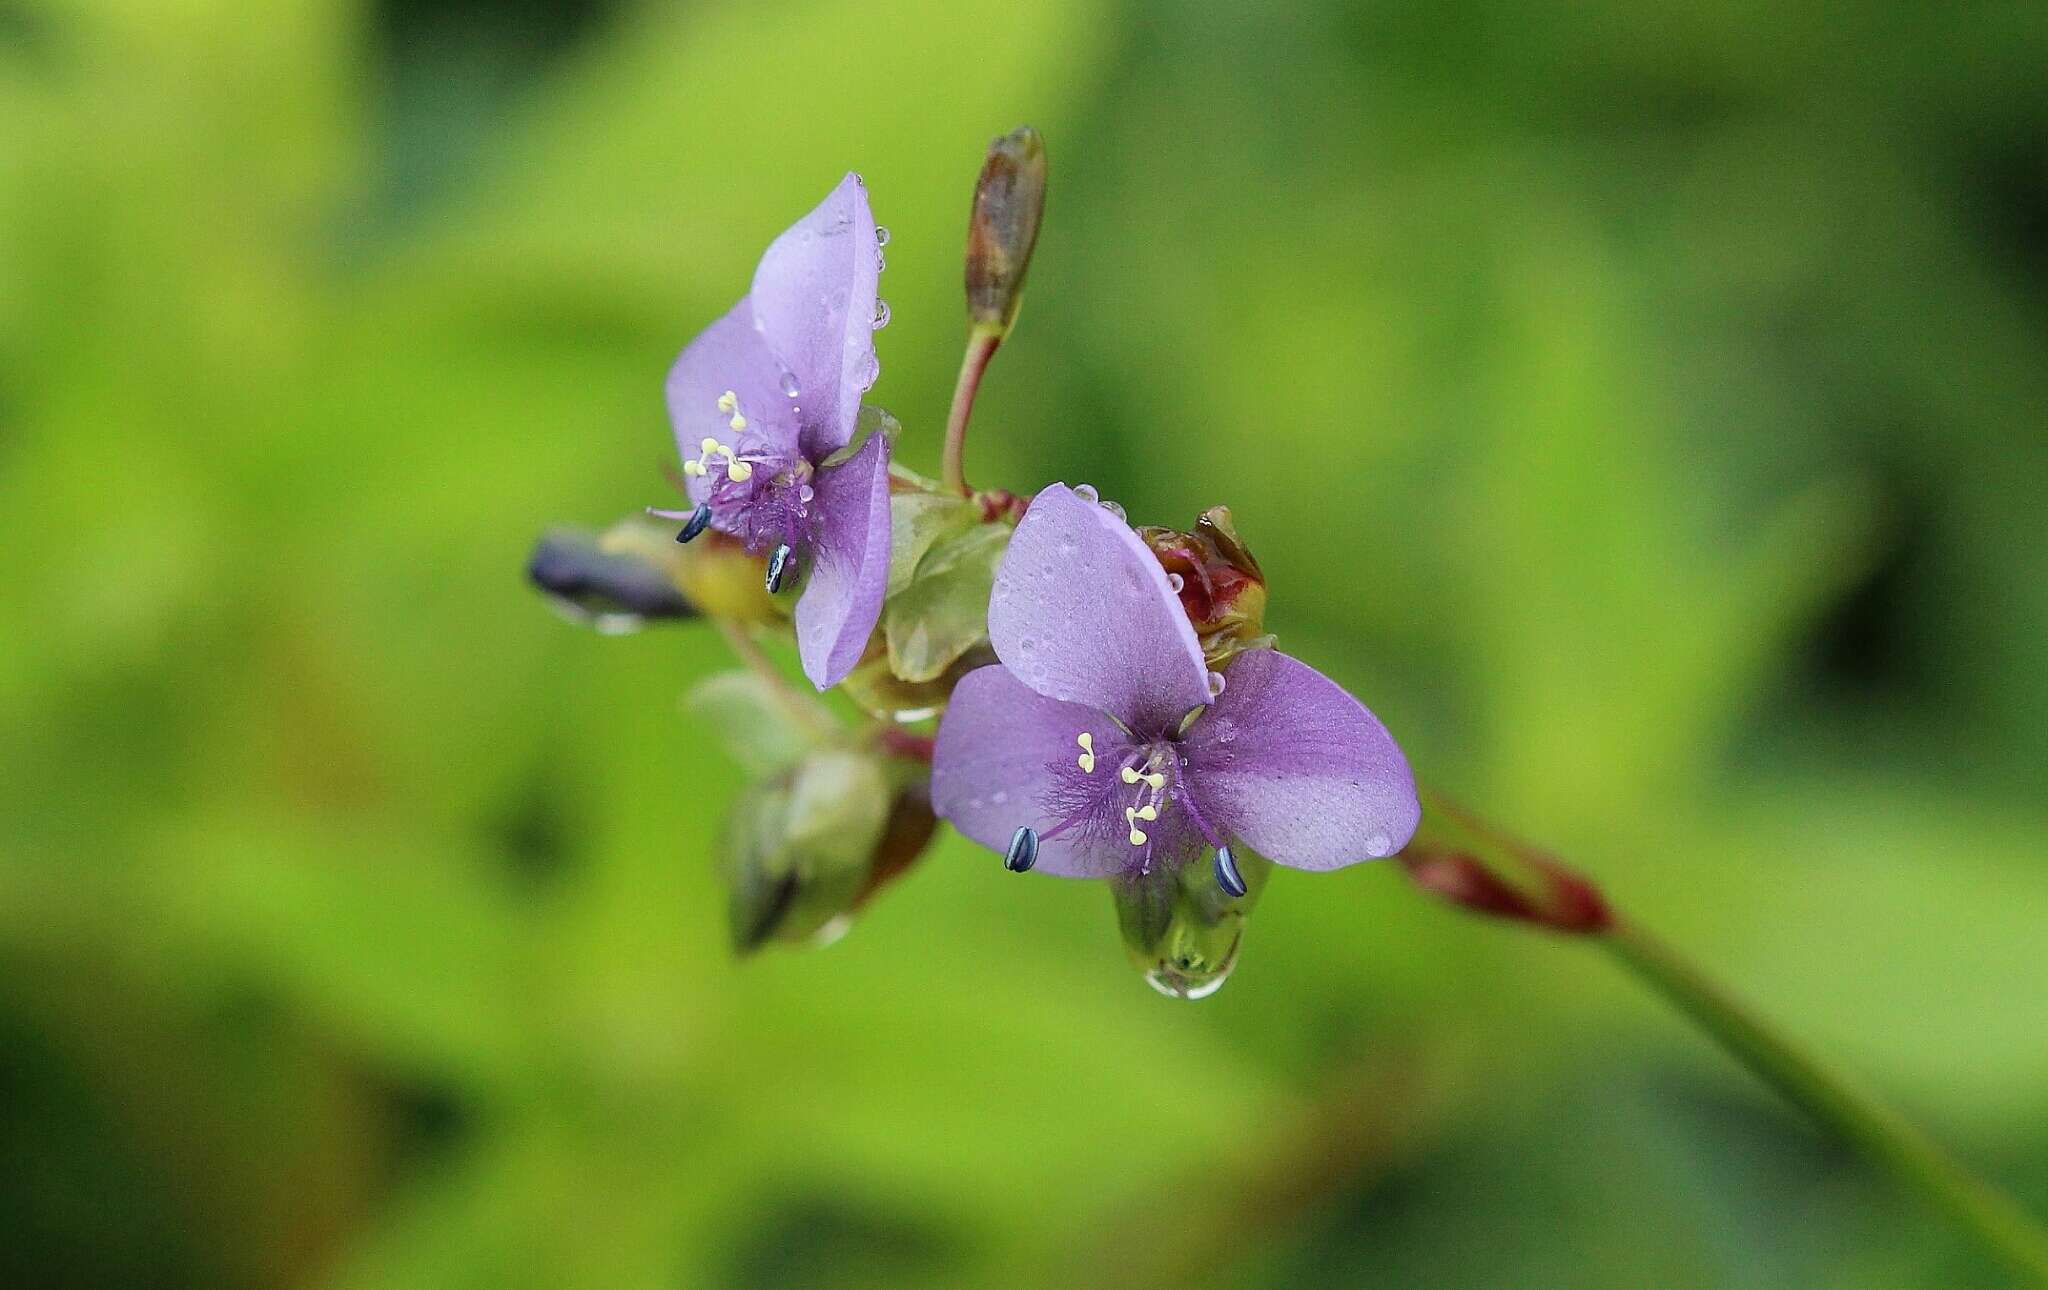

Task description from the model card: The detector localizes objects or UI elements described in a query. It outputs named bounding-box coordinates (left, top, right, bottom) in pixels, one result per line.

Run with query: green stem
left=940, top=324, right=1003, bottom=497
left=711, top=618, right=839, bottom=741
left=1606, top=921, right=2048, bottom=1283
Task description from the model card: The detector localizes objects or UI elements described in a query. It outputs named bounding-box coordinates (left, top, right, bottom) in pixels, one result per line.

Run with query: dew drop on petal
left=1364, top=831, right=1394, bottom=857
left=799, top=484, right=815, bottom=503
left=1071, top=483, right=1099, bottom=504
left=780, top=370, right=801, bottom=398
left=1206, top=670, right=1227, bottom=698
left=872, top=298, right=890, bottom=329
left=874, top=225, right=891, bottom=246
left=1166, top=572, right=1185, bottom=594
left=1100, top=499, right=1127, bottom=522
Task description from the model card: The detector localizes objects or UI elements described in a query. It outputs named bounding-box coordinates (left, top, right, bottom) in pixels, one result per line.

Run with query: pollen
left=714, top=389, right=748, bottom=431
left=682, top=433, right=751, bottom=482
left=1119, top=765, right=1166, bottom=790
left=1123, top=807, right=1149, bottom=847
left=1075, top=732, right=1096, bottom=774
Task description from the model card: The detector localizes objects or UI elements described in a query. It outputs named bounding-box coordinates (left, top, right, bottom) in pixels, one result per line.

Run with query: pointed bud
left=527, top=519, right=698, bottom=632
left=1137, top=507, right=1271, bottom=669
left=1111, top=848, right=1272, bottom=1000
left=719, top=749, right=896, bottom=953
left=965, top=126, right=1047, bottom=332
left=1399, top=843, right=1611, bottom=934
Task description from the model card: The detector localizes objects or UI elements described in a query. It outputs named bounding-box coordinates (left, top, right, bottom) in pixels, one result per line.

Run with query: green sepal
left=884, top=520, right=1010, bottom=683
left=686, top=670, right=819, bottom=777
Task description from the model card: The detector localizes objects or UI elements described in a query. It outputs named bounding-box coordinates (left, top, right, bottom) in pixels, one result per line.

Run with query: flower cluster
left=532, top=132, right=1420, bottom=997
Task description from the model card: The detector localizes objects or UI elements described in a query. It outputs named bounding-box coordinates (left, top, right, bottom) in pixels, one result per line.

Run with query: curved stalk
left=1605, top=921, right=2048, bottom=1283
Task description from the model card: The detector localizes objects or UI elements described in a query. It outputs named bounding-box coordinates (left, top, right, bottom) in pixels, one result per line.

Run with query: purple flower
left=931, top=484, right=1419, bottom=884
left=655, top=174, right=892, bottom=689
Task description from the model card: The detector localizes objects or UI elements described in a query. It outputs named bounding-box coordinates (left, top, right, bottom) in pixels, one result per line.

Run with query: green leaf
left=885, top=492, right=979, bottom=598
left=686, top=671, right=817, bottom=777
left=884, top=521, right=1010, bottom=684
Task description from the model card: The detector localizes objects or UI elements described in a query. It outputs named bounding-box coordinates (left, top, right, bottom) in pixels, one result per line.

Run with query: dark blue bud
left=1003, top=825, right=1039, bottom=873
left=765, top=543, right=796, bottom=594
left=674, top=503, right=712, bottom=544
left=1213, top=845, right=1247, bottom=898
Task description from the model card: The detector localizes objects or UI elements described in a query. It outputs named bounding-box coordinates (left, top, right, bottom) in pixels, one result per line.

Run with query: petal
left=1180, top=649, right=1419, bottom=871
left=930, top=665, right=1139, bottom=879
left=664, top=296, right=801, bottom=503
left=750, top=173, right=880, bottom=460
left=987, top=483, right=1211, bottom=734
left=792, top=430, right=892, bottom=689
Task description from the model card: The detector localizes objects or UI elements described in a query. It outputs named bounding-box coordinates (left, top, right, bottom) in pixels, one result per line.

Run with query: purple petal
left=931, top=665, right=1140, bottom=878
left=792, top=430, right=892, bottom=689
left=750, top=173, right=880, bottom=461
left=664, top=296, right=801, bottom=504
left=1180, top=649, right=1419, bottom=871
left=987, top=483, right=1211, bottom=735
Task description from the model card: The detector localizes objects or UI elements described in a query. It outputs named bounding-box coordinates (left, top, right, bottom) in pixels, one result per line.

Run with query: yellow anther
left=1075, top=732, right=1095, bottom=774
left=1140, top=771, right=1165, bottom=790
left=1120, top=766, right=1140, bottom=785
left=681, top=459, right=705, bottom=477
left=1134, top=804, right=1157, bottom=822
left=1123, top=807, right=1149, bottom=847
left=716, top=391, right=738, bottom=413
left=727, top=460, right=753, bottom=481
left=700, top=437, right=720, bottom=454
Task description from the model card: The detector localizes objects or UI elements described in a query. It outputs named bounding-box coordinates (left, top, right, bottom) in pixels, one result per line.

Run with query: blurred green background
left=4, top=0, right=2047, bottom=1285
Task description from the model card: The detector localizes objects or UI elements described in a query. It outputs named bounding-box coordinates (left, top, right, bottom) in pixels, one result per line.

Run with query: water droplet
left=809, top=914, right=853, bottom=948
left=1144, top=961, right=1233, bottom=1000
left=876, top=249, right=886, bottom=273
left=1364, top=831, right=1393, bottom=857
left=1166, top=572, right=1185, bottom=594
left=872, top=298, right=890, bottom=329
left=798, top=484, right=815, bottom=503
left=1072, top=483, right=1099, bottom=504
left=1206, top=670, right=1227, bottom=698
left=1100, top=499, right=1127, bottom=522
left=991, top=790, right=1008, bottom=805
left=780, top=370, right=801, bottom=398
left=874, top=225, right=891, bottom=246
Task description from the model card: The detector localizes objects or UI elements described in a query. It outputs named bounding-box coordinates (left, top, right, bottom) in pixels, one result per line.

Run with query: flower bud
left=529, top=514, right=785, bottom=631
left=1399, top=843, right=1611, bottom=934
left=1137, top=506, right=1271, bottom=668
left=1111, top=848, right=1272, bottom=999
left=720, top=749, right=921, bottom=952
left=527, top=521, right=698, bottom=632
left=964, top=126, right=1047, bottom=332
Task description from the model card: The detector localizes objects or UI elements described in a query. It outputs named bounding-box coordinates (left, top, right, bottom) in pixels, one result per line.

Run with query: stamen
left=1214, top=845, right=1247, bottom=898
left=1075, top=732, right=1096, bottom=774
left=1123, top=807, right=1150, bottom=846
left=716, top=389, right=748, bottom=432
left=765, top=542, right=796, bottom=594
left=1004, top=826, right=1039, bottom=873
left=674, top=502, right=712, bottom=544
left=682, top=433, right=753, bottom=482
left=1118, top=764, right=1165, bottom=790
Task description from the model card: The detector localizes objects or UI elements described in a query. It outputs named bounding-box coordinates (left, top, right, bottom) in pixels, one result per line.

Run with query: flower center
left=1029, top=735, right=1193, bottom=871
left=685, top=389, right=813, bottom=554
